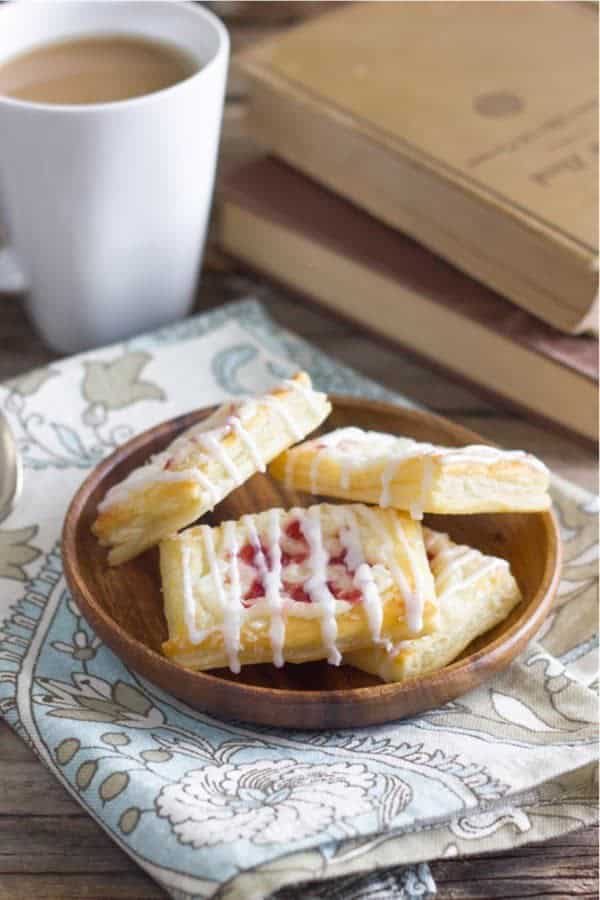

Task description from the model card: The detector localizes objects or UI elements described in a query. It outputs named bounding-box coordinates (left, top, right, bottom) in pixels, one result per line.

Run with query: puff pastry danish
left=270, top=427, right=550, bottom=517
left=160, top=503, right=437, bottom=672
left=93, top=372, right=331, bottom=565
left=347, top=527, right=521, bottom=682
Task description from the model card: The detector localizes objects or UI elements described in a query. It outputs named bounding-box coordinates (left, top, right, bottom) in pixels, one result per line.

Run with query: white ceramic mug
left=0, top=2, right=229, bottom=353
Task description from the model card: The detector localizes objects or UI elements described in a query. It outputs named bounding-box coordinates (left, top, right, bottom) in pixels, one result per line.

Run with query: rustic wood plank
left=431, top=827, right=600, bottom=899
left=0, top=719, right=36, bottom=761
left=431, top=885, right=597, bottom=900
left=0, top=815, right=141, bottom=873
left=0, top=874, right=164, bottom=900
left=0, top=761, right=79, bottom=816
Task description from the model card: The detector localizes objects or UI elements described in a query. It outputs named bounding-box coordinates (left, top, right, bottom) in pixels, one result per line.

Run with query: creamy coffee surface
left=0, top=34, right=199, bottom=105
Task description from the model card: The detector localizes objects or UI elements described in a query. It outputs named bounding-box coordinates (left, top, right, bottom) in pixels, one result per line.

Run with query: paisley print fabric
left=0, top=300, right=597, bottom=900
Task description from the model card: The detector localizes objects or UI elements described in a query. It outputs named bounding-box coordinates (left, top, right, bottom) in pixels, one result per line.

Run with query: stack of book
left=220, top=2, right=598, bottom=441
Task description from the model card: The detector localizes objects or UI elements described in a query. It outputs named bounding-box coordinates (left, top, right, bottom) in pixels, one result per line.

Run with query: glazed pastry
left=92, top=372, right=331, bottom=565
left=269, top=427, right=550, bottom=517
left=160, top=503, right=438, bottom=672
left=347, top=527, right=521, bottom=682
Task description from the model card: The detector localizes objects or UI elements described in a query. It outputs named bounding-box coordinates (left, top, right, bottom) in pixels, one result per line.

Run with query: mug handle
left=0, top=244, right=27, bottom=293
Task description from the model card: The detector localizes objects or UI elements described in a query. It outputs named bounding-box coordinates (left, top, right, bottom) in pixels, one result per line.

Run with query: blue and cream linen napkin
left=0, top=300, right=597, bottom=900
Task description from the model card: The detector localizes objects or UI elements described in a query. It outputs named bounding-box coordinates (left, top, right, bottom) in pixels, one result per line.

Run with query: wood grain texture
left=0, top=3, right=596, bottom=896
left=62, top=397, right=560, bottom=729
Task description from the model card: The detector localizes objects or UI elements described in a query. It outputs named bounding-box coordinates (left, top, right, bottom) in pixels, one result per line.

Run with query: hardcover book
left=235, top=1, right=599, bottom=334
left=220, top=157, right=598, bottom=441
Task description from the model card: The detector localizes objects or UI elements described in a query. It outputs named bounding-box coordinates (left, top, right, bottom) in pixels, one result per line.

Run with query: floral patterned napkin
left=0, top=300, right=597, bottom=900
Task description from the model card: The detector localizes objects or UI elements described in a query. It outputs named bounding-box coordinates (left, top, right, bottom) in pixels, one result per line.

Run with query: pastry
left=347, top=527, right=522, bottom=682
left=92, top=372, right=331, bottom=565
left=269, top=427, right=550, bottom=517
left=160, top=503, right=438, bottom=672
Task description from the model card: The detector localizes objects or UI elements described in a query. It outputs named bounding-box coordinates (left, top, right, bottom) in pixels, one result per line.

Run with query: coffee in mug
left=0, top=34, right=199, bottom=105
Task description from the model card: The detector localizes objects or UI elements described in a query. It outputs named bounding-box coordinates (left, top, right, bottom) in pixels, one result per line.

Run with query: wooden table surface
left=0, top=4, right=597, bottom=898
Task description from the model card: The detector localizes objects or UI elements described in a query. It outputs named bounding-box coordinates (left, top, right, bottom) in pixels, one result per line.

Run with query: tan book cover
left=236, top=1, right=599, bottom=333
left=221, top=158, right=598, bottom=441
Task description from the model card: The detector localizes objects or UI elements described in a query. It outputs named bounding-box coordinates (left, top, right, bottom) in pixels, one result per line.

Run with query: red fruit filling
left=285, top=519, right=304, bottom=542
left=237, top=519, right=371, bottom=607
left=286, top=584, right=311, bottom=604
left=238, top=543, right=256, bottom=566
left=328, top=583, right=362, bottom=604
left=281, top=548, right=308, bottom=566
left=243, top=578, right=265, bottom=606
left=328, top=550, right=347, bottom=566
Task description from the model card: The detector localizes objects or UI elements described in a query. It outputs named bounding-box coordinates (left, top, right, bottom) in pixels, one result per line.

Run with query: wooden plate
left=62, top=397, right=561, bottom=729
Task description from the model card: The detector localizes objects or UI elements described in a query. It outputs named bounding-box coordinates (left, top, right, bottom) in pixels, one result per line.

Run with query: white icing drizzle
left=443, top=444, right=549, bottom=474
left=390, top=639, right=411, bottom=659
left=434, top=547, right=481, bottom=592
left=339, top=508, right=383, bottom=645
left=230, top=416, right=265, bottom=472
left=169, top=407, right=232, bottom=457
left=316, top=429, right=548, bottom=520
left=300, top=507, right=341, bottom=665
left=425, top=529, right=509, bottom=602
left=221, top=522, right=242, bottom=674
left=200, top=525, right=244, bottom=671
left=265, top=510, right=286, bottom=667
left=309, top=448, right=328, bottom=494
left=97, top=413, right=230, bottom=513
left=379, top=444, right=438, bottom=512
left=191, top=467, right=221, bottom=505
left=425, top=530, right=480, bottom=576
left=424, top=530, right=445, bottom=555
left=339, top=455, right=354, bottom=491
left=394, top=516, right=426, bottom=634
left=318, top=426, right=371, bottom=447
left=429, top=540, right=473, bottom=564
left=181, top=544, right=205, bottom=644
left=198, top=434, right=241, bottom=486
left=410, top=456, right=435, bottom=521
left=441, top=558, right=508, bottom=600
left=236, top=399, right=257, bottom=424
left=379, top=460, right=395, bottom=508
left=264, top=394, right=303, bottom=440
left=98, top=377, right=318, bottom=514
left=243, top=511, right=286, bottom=667
left=325, top=428, right=547, bottom=474
left=364, top=507, right=423, bottom=634
left=283, top=377, right=324, bottom=416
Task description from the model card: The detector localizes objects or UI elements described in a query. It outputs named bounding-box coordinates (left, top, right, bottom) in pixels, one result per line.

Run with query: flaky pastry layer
left=160, top=503, right=437, bottom=671
left=347, top=527, right=521, bottom=682
left=269, top=427, right=550, bottom=517
left=92, top=372, right=331, bottom=565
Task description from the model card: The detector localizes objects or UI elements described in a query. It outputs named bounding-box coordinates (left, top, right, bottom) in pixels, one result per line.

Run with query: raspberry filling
left=238, top=518, right=365, bottom=607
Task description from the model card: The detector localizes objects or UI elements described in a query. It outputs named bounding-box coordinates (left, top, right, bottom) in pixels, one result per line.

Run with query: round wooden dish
left=62, top=397, right=561, bottom=729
